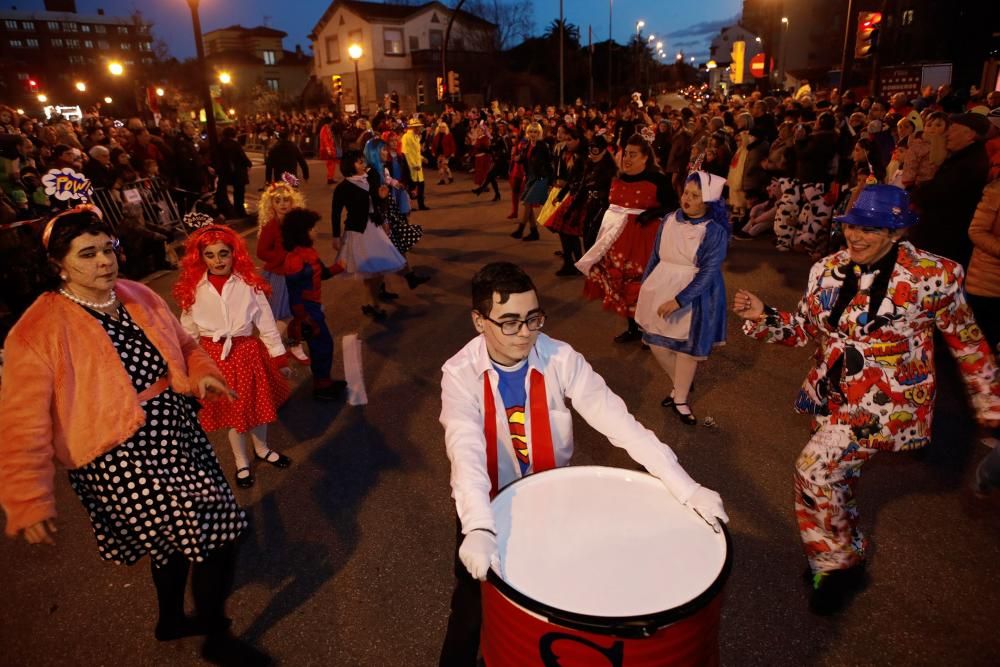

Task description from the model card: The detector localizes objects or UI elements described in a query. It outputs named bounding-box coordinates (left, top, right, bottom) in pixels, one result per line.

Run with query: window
left=63, top=22, right=78, bottom=32
left=17, top=72, right=29, bottom=80
left=66, top=39, right=80, bottom=48
left=98, top=40, right=109, bottom=49
left=266, top=78, right=279, bottom=92
left=263, top=50, right=277, bottom=65
left=21, top=21, right=35, bottom=31
left=81, top=24, right=91, bottom=32
left=384, top=28, right=404, bottom=56
left=95, top=25, right=106, bottom=34
left=141, top=56, right=153, bottom=64
left=138, top=25, right=149, bottom=34
left=84, top=40, right=93, bottom=48
left=46, top=21, right=59, bottom=30
left=121, top=42, right=131, bottom=50
left=68, top=55, right=85, bottom=64
left=349, top=29, right=362, bottom=48
left=118, top=26, right=129, bottom=35
left=429, top=30, right=443, bottom=49
left=4, top=20, right=18, bottom=30
left=26, top=38, right=39, bottom=48
left=325, top=35, right=340, bottom=63
left=10, top=39, right=24, bottom=48
left=51, top=38, right=64, bottom=47
left=139, top=42, right=151, bottom=51
left=409, top=35, right=419, bottom=51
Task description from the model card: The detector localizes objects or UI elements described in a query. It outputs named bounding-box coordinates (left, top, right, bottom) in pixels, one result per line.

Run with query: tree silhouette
left=543, top=19, right=581, bottom=48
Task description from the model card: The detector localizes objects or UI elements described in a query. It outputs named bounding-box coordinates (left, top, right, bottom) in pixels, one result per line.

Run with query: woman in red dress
left=471, top=122, right=492, bottom=187
left=579, top=134, right=679, bottom=343
left=507, top=127, right=527, bottom=220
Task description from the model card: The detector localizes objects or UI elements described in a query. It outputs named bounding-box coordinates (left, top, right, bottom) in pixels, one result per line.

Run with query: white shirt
left=440, top=333, right=701, bottom=534
left=180, top=274, right=285, bottom=360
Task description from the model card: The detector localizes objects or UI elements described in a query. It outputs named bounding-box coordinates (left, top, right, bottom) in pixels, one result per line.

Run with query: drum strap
left=482, top=370, right=557, bottom=498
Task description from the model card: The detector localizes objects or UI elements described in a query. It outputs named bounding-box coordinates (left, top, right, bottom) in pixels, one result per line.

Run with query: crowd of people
left=1, top=78, right=1000, bottom=665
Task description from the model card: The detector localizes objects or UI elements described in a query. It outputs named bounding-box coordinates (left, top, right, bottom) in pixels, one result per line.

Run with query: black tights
left=150, top=542, right=237, bottom=631
left=558, top=232, right=583, bottom=267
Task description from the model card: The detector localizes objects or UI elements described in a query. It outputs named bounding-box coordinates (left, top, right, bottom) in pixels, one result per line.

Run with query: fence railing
left=91, top=177, right=185, bottom=238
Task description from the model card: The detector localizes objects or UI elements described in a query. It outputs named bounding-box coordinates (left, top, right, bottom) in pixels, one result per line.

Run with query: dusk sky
left=20, top=0, right=742, bottom=62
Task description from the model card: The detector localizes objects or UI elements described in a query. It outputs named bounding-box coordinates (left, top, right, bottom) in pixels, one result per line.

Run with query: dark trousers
left=477, top=165, right=503, bottom=197
left=215, top=178, right=248, bottom=218
left=150, top=541, right=237, bottom=631
left=967, top=293, right=1000, bottom=351
left=416, top=181, right=427, bottom=209
left=439, top=518, right=481, bottom=667
left=303, top=300, right=333, bottom=382
left=558, top=232, right=583, bottom=268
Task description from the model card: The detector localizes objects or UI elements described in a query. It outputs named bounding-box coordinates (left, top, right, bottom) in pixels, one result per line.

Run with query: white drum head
left=491, top=466, right=727, bottom=618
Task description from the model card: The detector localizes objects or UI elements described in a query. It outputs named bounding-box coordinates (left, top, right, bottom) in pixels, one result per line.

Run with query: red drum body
left=481, top=466, right=731, bottom=667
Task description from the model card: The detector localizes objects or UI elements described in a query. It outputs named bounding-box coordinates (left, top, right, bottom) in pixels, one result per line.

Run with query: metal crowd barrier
left=90, top=178, right=185, bottom=238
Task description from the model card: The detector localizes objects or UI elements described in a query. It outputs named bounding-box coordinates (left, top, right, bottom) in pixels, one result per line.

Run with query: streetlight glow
left=218, top=71, right=232, bottom=85
left=636, top=20, right=645, bottom=30
left=755, top=36, right=762, bottom=43
left=104, top=96, right=113, bottom=104
left=155, top=87, right=165, bottom=97
left=781, top=17, right=788, bottom=24
left=75, top=81, right=87, bottom=92
left=348, top=44, right=363, bottom=60
left=108, top=61, right=124, bottom=76
left=37, top=93, right=47, bottom=103
left=656, top=41, right=663, bottom=49
left=676, top=52, right=683, bottom=60
left=16, top=108, right=24, bottom=114
left=706, top=60, right=717, bottom=69
left=228, top=108, right=236, bottom=116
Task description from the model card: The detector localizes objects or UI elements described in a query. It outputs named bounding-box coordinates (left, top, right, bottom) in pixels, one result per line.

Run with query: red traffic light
left=28, top=79, right=38, bottom=88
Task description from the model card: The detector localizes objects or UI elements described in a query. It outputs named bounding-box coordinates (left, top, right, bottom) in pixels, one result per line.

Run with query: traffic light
left=331, top=74, right=343, bottom=96
left=854, top=11, right=882, bottom=58
left=447, top=70, right=460, bottom=97
left=27, top=78, right=38, bottom=92
left=436, top=76, right=445, bottom=101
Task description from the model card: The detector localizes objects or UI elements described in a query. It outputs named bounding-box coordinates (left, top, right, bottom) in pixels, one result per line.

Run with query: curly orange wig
left=173, top=224, right=271, bottom=311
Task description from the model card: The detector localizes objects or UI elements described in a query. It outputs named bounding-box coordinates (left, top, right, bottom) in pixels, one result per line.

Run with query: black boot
left=378, top=283, right=400, bottom=302
left=808, top=564, right=868, bottom=615
left=405, top=271, right=430, bottom=289
left=613, top=318, right=642, bottom=343
left=510, top=224, right=525, bottom=239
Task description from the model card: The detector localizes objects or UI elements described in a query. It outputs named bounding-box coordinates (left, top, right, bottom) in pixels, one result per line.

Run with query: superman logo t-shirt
left=493, top=359, right=531, bottom=475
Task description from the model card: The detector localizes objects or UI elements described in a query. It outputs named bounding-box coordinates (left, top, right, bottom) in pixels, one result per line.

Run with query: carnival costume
left=256, top=179, right=304, bottom=320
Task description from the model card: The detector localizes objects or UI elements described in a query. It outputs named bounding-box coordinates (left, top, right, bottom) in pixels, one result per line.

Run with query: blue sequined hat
left=833, top=184, right=919, bottom=230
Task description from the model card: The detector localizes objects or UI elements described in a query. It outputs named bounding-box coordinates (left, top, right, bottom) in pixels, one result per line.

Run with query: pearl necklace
left=59, top=287, right=118, bottom=310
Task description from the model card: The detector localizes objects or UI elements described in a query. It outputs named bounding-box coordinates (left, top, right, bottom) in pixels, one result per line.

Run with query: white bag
left=342, top=333, right=368, bottom=406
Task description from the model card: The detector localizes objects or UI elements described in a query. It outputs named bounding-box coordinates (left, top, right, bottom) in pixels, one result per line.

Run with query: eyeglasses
left=481, top=311, right=546, bottom=335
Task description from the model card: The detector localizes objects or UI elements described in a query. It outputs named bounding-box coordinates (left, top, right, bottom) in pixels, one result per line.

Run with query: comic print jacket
left=743, top=242, right=1000, bottom=451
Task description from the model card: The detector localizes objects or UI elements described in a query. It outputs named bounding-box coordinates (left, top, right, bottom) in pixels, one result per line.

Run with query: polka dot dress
left=67, top=306, right=246, bottom=566
left=385, top=195, right=423, bottom=256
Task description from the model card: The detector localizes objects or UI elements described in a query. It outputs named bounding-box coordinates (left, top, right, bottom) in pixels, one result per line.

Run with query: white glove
left=459, top=529, right=500, bottom=581
left=685, top=486, right=729, bottom=533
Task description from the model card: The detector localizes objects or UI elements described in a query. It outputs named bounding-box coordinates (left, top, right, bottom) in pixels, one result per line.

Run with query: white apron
left=635, top=214, right=707, bottom=340
left=574, top=204, right=645, bottom=274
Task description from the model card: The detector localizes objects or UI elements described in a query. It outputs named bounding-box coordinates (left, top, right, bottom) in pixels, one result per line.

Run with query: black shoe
left=362, top=304, right=388, bottom=321
left=437, top=179, right=446, bottom=185
left=448, top=177, right=454, bottom=184
left=555, top=265, right=582, bottom=277
left=554, top=250, right=564, bottom=256
left=522, top=230, right=540, bottom=241
left=378, top=285, right=400, bottom=302
left=614, top=328, right=642, bottom=344
left=510, top=226, right=525, bottom=239
left=671, top=403, right=698, bottom=426
left=418, top=205, right=430, bottom=211
left=405, top=272, right=430, bottom=289
left=155, top=615, right=217, bottom=641
left=492, top=193, right=501, bottom=201
left=313, top=380, right=347, bottom=402
left=201, top=632, right=273, bottom=667
left=809, top=564, right=868, bottom=616
left=234, top=466, right=254, bottom=488
left=661, top=382, right=695, bottom=407
left=732, top=230, right=754, bottom=241
left=472, top=188, right=483, bottom=196
left=254, top=449, right=292, bottom=468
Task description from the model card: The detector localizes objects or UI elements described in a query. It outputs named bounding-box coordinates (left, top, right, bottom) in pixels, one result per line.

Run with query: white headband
left=693, top=170, right=726, bottom=202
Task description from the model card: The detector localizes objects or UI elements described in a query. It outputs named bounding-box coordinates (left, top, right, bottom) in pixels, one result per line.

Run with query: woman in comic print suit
left=734, top=186, right=1000, bottom=615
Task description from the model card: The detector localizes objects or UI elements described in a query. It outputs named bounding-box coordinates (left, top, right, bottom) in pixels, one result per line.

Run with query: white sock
left=248, top=424, right=271, bottom=459
left=227, top=429, right=251, bottom=470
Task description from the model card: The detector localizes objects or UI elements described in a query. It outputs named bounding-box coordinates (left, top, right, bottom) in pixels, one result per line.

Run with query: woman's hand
left=733, top=289, right=765, bottom=320
left=198, top=376, right=238, bottom=402
left=657, top=299, right=681, bottom=318
left=23, top=519, right=57, bottom=546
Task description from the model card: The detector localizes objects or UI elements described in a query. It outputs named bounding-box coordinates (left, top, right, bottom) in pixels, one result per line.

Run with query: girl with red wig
left=174, top=225, right=293, bottom=489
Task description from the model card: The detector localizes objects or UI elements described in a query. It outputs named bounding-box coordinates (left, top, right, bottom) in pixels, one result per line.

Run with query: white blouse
left=180, top=274, right=285, bottom=360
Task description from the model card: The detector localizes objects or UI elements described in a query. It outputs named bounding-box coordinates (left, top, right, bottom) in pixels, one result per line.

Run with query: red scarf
left=482, top=369, right=556, bottom=497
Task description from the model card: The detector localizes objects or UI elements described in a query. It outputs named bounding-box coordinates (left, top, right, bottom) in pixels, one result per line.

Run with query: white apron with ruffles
left=574, top=204, right=645, bottom=274
left=635, top=214, right=707, bottom=340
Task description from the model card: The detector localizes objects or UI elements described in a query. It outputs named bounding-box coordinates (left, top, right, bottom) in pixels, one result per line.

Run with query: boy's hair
left=281, top=207, right=321, bottom=250
left=471, top=262, right=537, bottom=316
left=340, top=149, right=364, bottom=177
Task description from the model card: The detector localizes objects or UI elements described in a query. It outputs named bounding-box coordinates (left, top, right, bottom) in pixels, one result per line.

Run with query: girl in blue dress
left=635, top=171, right=730, bottom=425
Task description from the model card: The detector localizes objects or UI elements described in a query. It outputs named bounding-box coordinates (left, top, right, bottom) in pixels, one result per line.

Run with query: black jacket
left=216, top=137, right=252, bottom=184
left=265, top=139, right=309, bottom=183
left=742, top=138, right=771, bottom=193
left=524, top=140, right=553, bottom=183
left=330, top=170, right=384, bottom=237
left=909, top=141, right=990, bottom=266
left=794, top=130, right=838, bottom=185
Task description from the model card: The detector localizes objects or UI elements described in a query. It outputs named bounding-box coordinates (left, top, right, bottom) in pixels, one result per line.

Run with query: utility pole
left=589, top=25, right=594, bottom=104
left=559, top=0, right=564, bottom=107
left=608, top=0, right=613, bottom=103
left=838, top=0, right=856, bottom=94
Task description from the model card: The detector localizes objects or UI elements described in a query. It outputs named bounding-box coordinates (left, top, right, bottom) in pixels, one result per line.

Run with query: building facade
left=309, top=0, right=497, bottom=113
left=202, top=25, right=312, bottom=110
left=0, top=1, right=154, bottom=110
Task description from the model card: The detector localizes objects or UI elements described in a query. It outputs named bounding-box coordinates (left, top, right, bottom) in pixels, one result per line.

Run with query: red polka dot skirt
left=198, top=336, right=290, bottom=433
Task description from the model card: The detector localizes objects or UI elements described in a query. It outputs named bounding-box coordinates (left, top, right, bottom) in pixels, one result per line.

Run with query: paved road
left=2, top=163, right=998, bottom=666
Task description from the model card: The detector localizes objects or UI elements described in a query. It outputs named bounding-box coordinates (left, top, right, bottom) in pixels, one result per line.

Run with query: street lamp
left=636, top=20, right=645, bottom=32
left=656, top=41, right=663, bottom=50
left=108, top=61, right=124, bottom=76
left=348, top=43, right=363, bottom=111
left=104, top=96, right=113, bottom=104
left=218, top=71, right=232, bottom=85
left=155, top=87, right=165, bottom=97
left=75, top=81, right=87, bottom=92
left=648, top=35, right=654, bottom=42
left=37, top=93, right=48, bottom=103
left=779, top=17, right=789, bottom=89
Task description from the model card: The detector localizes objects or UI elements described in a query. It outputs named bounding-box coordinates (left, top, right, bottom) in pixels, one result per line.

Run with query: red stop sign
left=750, top=53, right=767, bottom=78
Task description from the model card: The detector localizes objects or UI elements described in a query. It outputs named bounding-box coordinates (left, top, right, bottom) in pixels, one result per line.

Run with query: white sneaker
left=289, top=343, right=310, bottom=364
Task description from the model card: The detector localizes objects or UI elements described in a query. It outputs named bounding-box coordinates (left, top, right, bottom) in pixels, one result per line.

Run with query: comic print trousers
left=773, top=177, right=802, bottom=250
left=794, top=422, right=878, bottom=573
left=793, top=182, right=832, bottom=256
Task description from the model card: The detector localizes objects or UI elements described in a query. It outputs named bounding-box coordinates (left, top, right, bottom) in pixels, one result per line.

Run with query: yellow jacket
left=402, top=131, right=425, bottom=183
